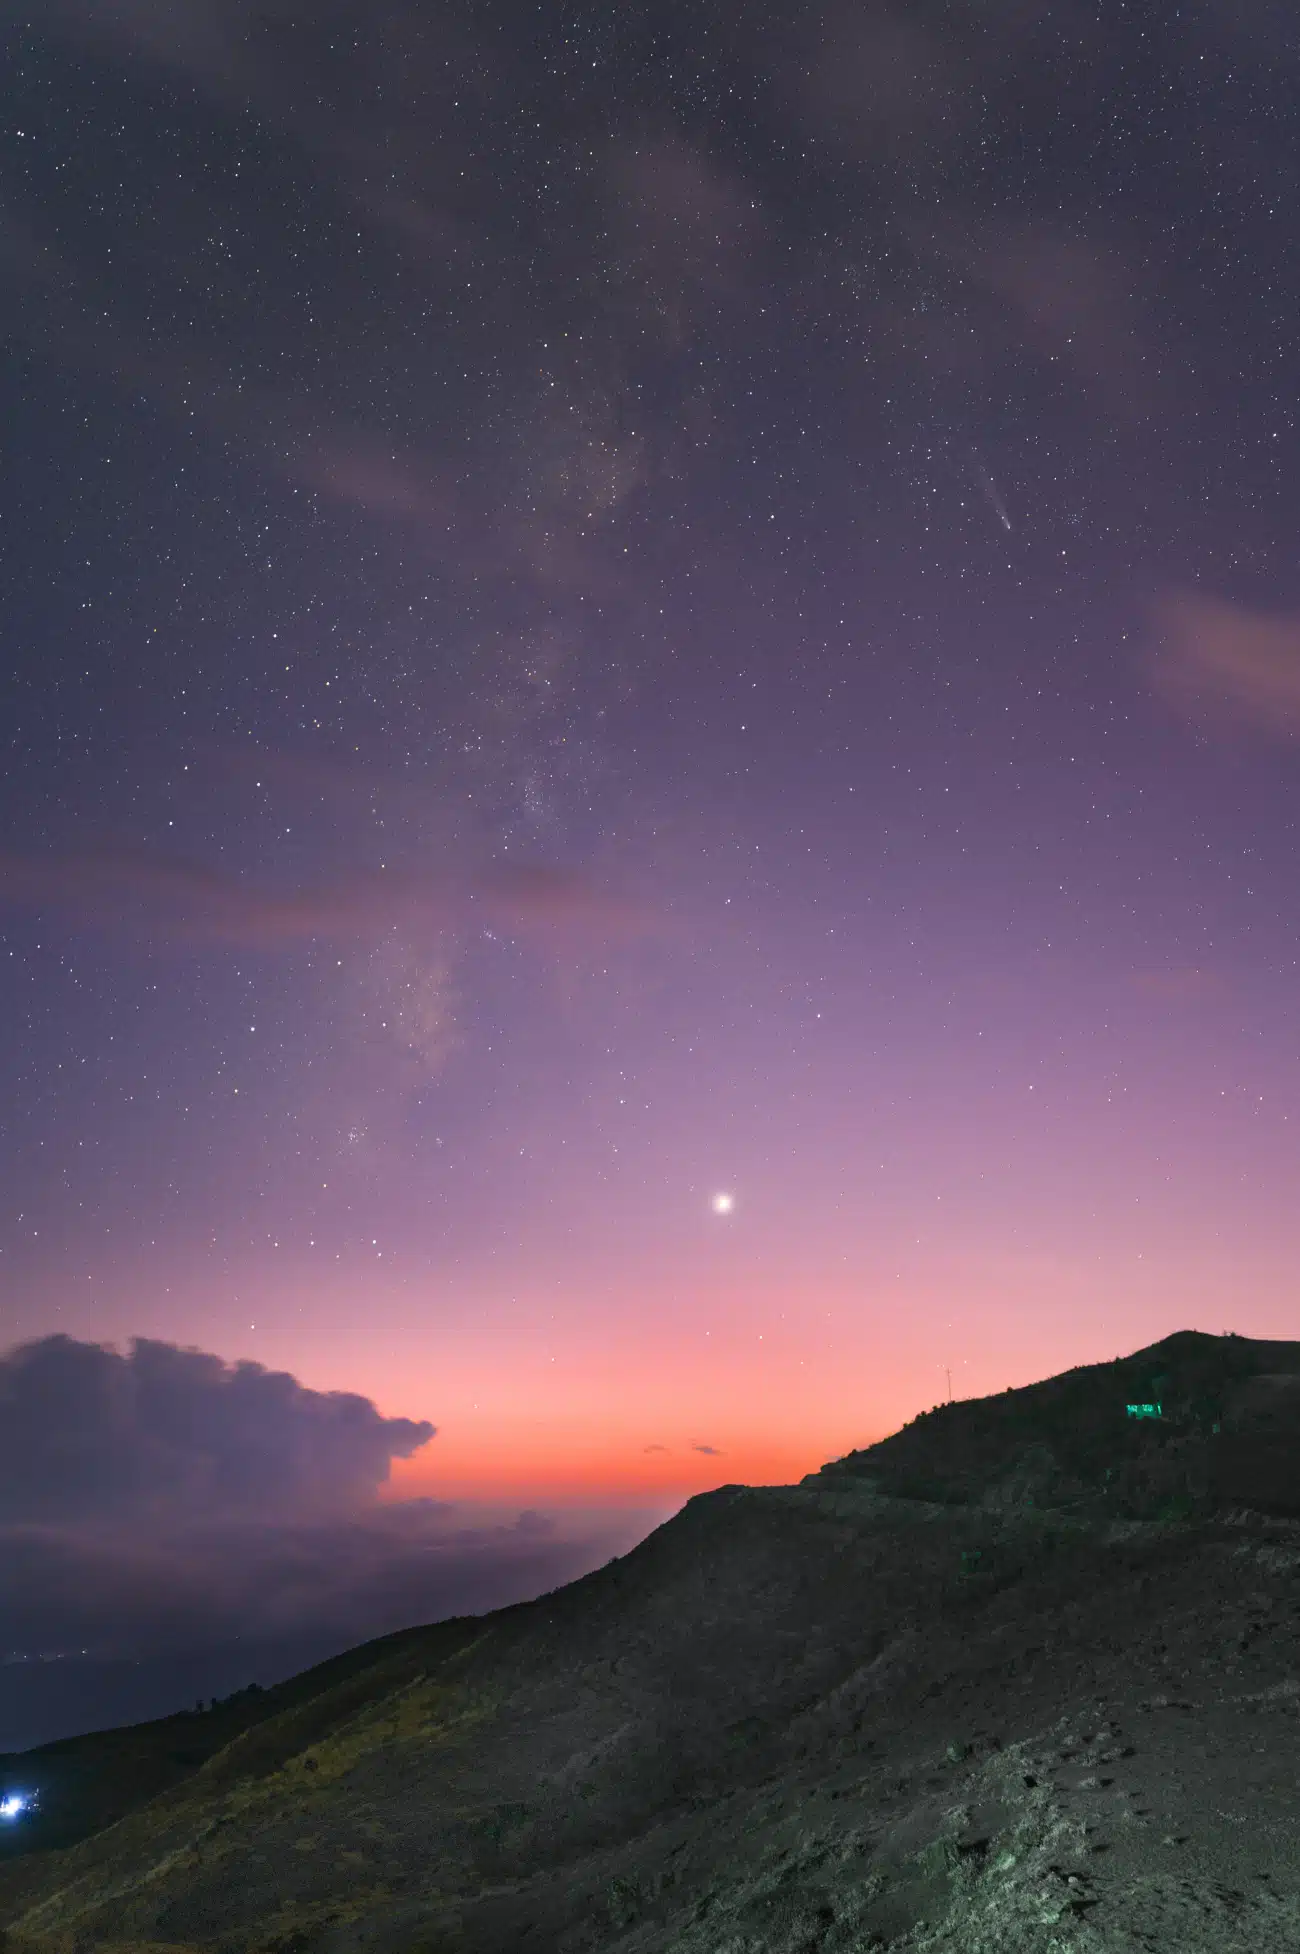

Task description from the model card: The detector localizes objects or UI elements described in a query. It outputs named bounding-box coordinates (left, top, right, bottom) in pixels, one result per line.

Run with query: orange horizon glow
left=19, top=1205, right=1300, bottom=1516
left=385, top=1426, right=842, bottom=1505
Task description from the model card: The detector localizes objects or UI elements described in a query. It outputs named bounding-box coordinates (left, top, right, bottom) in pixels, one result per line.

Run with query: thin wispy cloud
left=1152, top=588, right=1300, bottom=733
left=0, top=849, right=657, bottom=954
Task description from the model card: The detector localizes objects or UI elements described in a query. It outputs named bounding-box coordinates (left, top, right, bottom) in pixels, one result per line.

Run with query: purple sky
left=2, top=0, right=1299, bottom=1532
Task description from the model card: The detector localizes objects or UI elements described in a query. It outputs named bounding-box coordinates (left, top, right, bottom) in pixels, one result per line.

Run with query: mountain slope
left=2, top=1330, right=1299, bottom=1953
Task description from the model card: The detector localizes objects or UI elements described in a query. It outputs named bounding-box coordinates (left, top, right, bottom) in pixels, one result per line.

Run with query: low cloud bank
left=0, top=1500, right=625, bottom=1662
left=0, top=1335, right=433, bottom=1523
left=0, top=1338, right=648, bottom=1727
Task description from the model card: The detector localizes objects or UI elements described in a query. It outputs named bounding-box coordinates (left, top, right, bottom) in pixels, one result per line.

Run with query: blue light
left=0, top=1793, right=29, bottom=1820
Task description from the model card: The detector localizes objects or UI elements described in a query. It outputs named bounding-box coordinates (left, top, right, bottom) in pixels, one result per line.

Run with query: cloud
left=1130, top=968, right=1226, bottom=1004
left=0, top=1504, right=628, bottom=1664
left=608, top=135, right=762, bottom=349
left=49, top=1, right=488, bottom=260
left=785, top=10, right=1161, bottom=421
left=479, top=862, right=657, bottom=949
left=803, top=5, right=963, bottom=154
left=0, top=848, right=657, bottom=954
left=0, top=236, right=465, bottom=537
left=50, top=0, right=253, bottom=83
left=284, top=427, right=460, bottom=532
left=930, top=220, right=1155, bottom=416
left=0, top=1336, right=639, bottom=1668
left=692, top=1444, right=723, bottom=1456
left=0, top=1336, right=433, bottom=1524
left=0, top=846, right=663, bottom=1091
left=794, top=3, right=1095, bottom=197
left=642, top=1443, right=669, bottom=1453
left=24, top=6, right=645, bottom=581
left=0, top=849, right=417, bottom=948
left=1151, top=588, right=1300, bottom=733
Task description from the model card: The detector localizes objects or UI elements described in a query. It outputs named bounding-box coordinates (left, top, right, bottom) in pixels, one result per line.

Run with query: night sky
left=4, top=0, right=1300, bottom=1526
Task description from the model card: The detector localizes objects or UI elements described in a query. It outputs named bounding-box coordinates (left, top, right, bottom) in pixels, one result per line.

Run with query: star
left=710, top=1192, right=735, bottom=1216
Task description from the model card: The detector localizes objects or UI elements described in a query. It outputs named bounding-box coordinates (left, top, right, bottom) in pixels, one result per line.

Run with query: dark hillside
left=0, top=1618, right=484, bottom=1861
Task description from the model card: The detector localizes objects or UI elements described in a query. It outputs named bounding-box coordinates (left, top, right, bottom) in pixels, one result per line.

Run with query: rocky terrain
left=2, top=1328, right=1299, bottom=1953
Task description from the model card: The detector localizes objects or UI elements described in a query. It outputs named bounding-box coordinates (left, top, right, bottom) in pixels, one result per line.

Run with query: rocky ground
left=1, top=1330, right=1298, bottom=1953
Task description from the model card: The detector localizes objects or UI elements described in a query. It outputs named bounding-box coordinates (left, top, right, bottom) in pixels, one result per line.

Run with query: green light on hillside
left=1125, top=1402, right=1162, bottom=1420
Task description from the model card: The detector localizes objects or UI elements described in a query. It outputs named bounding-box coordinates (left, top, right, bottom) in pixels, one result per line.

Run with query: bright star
left=710, top=1192, right=735, bottom=1216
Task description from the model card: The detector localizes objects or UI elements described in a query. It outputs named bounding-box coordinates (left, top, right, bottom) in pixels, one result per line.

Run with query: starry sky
left=4, top=0, right=1300, bottom=1514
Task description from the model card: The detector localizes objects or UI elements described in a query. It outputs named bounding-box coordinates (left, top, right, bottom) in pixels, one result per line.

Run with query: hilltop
left=816, top=1328, right=1300, bottom=1518
left=2, top=1329, right=1299, bottom=1953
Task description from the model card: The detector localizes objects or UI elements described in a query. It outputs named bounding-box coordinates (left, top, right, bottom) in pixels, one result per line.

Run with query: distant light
left=710, top=1192, right=735, bottom=1216
left=0, top=1794, right=29, bottom=1820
